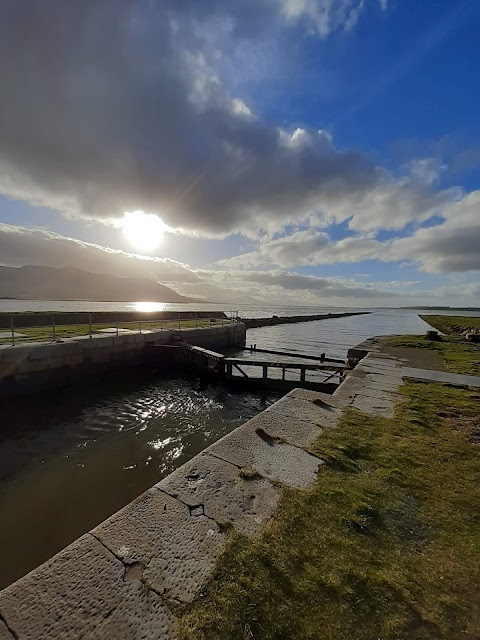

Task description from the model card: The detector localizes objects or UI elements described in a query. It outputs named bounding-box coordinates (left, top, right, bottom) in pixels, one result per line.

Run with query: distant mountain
left=0, top=265, right=192, bottom=303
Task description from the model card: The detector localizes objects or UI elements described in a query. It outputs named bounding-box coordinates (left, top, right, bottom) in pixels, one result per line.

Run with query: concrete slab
left=332, top=377, right=362, bottom=404
left=208, top=423, right=322, bottom=488
left=93, top=489, right=225, bottom=604
left=0, top=619, right=13, bottom=640
left=28, top=344, right=53, bottom=360
left=244, top=410, right=323, bottom=449
left=365, top=373, right=403, bottom=387
left=351, top=394, right=396, bottom=418
left=95, top=328, right=134, bottom=334
left=402, top=367, right=480, bottom=388
left=157, top=453, right=280, bottom=536
left=0, top=534, right=178, bottom=640
left=358, top=386, right=401, bottom=403
left=359, top=362, right=400, bottom=374
left=266, top=396, right=340, bottom=429
left=287, top=388, right=348, bottom=409
left=359, top=355, right=398, bottom=364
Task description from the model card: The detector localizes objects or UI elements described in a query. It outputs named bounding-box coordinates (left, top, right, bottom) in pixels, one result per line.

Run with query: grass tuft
left=239, top=466, right=262, bottom=481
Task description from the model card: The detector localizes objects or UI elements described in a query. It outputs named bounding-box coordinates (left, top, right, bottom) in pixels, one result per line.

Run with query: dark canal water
left=0, top=369, right=278, bottom=589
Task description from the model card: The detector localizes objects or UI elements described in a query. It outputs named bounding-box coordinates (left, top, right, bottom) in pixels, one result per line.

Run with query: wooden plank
left=241, top=346, right=344, bottom=364
left=232, top=363, right=249, bottom=378
left=224, top=358, right=344, bottom=372
left=180, top=343, right=225, bottom=361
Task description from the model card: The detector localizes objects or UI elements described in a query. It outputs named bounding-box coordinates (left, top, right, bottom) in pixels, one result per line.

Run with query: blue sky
left=0, top=0, right=479, bottom=306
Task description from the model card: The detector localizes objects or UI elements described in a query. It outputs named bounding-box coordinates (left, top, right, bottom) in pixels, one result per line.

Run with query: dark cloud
left=0, top=0, right=446, bottom=237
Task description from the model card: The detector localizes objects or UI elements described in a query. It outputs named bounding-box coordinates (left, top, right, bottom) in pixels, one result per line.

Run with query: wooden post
left=10, top=315, right=15, bottom=346
left=195, top=312, right=198, bottom=329
left=282, top=367, right=286, bottom=381
left=52, top=315, right=56, bottom=342
left=116, top=314, right=119, bottom=337
left=262, top=364, right=268, bottom=380
left=300, top=366, right=306, bottom=383
left=89, top=314, right=92, bottom=338
left=226, top=362, right=233, bottom=379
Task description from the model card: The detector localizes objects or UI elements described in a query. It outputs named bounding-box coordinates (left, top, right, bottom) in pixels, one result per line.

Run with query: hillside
left=0, top=265, right=192, bottom=303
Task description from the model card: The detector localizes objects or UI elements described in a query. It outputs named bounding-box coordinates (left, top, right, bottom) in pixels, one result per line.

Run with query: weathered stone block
left=157, top=453, right=280, bottom=536
left=28, top=344, right=53, bottom=360
left=111, top=334, right=135, bottom=346
left=0, top=534, right=178, bottom=640
left=266, top=395, right=340, bottom=428
left=1, top=345, right=33, bottom=363
left=49, top=341, right=84, bottom=357
left=351, top=395, right=396, bottom=418
left=287, top=388, right=348, bottom=409
left=93, top=489, right=225, bottom=604
left=365, top=373, right=403, bottom=387
left=358, top=386, right=400, bottom=403
left=243, top=410, right=323, bottom=449
left=15, top=358, right=49, bottom=374
left=0, top=619, right=13, bottom=640
left=70, top=335, right=99, bottom=349
left=207, top=422, right=322, bottom=488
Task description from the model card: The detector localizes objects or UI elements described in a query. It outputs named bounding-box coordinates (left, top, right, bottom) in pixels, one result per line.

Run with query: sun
left=120, top=210, right=168, bottom=252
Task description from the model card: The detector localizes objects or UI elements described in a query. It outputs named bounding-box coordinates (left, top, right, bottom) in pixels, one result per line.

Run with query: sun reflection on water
left=133, top=301, right=168, bottom=313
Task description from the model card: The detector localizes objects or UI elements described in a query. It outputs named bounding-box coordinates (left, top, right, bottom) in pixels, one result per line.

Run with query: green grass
left=0, top=318, right=227, bottom=344
left=180, top=381, right=480, bottom=639
left=383, top=315, right=480, bottom=376
left=421, top=315, right=480, bottom=336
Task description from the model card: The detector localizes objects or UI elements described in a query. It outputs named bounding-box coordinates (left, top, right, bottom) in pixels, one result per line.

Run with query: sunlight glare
left=121, top=211, right=168, bottom=252
left=134, top=301, right=167, bottom=313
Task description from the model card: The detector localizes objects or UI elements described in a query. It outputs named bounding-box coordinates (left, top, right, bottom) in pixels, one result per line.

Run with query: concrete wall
left=0, top=323, right=246, bottom=398
left=0, top=343, right=404, bottom=639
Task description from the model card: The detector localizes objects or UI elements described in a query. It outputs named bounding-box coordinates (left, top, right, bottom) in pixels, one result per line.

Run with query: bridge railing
left=0, top=311, right=240, bottom=346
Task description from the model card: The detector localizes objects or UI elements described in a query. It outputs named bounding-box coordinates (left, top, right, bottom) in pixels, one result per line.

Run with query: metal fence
left=0, top=311, right=240, bottom=346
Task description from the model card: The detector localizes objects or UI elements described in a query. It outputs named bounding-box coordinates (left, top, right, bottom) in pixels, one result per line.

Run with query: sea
left=0, top=300, right=479, bottom=588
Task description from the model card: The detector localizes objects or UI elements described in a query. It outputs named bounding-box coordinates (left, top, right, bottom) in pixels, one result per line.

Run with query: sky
left=0, top=0, right=479, bottom=307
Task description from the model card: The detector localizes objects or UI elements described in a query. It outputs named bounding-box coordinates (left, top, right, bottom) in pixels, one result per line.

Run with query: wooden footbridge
left=148, top=342, right=348, bottom=390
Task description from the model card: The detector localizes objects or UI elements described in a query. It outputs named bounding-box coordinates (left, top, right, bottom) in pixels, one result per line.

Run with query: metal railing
left=0, top=311, right=240, bottom=347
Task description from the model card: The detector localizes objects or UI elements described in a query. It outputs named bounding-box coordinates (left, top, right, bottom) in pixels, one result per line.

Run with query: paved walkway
left=402, top=367, right=480, bottom=388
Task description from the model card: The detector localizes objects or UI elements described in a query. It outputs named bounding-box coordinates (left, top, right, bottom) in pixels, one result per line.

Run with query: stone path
left=402, top=367, right=480, bottom=388
left=0, top=342, right=404, bottom=640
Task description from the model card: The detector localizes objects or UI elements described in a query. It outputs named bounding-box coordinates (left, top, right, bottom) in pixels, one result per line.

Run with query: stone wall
left=0, top=323, right=245, bottom=398
left=0, top=342, right=404, bottom=639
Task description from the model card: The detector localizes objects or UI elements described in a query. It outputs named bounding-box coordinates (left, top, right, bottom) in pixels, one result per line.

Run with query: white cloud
left=389, top=190, right=480, bottom=273
left=281, top=0, right=367, bottom=36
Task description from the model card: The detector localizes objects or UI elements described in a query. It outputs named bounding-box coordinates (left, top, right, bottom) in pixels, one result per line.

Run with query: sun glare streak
left=120, top=210, right=169, bottom=252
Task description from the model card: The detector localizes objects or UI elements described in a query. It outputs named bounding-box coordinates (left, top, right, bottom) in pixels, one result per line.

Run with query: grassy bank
left=421, top=315, right=480, bottom=335
left=384, top=315, right=480, bottom=375
left=180, top=384, right=480, bottom=638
